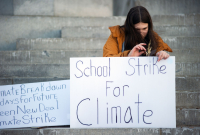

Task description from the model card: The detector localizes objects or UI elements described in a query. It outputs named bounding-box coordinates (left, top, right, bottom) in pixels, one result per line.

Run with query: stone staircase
left=0, top=0, right=200, bottom=134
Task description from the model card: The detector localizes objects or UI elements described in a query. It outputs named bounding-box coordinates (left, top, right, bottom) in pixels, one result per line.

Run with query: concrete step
left=61, top=26, right=200, bottom=38
left=0, top=16, right=125, bottom=50
left=0, top=126, right=200, bottom=135
left=16, top=38, right=107, bottom=50
left=61, top=26, right=110, bottom=38
left=0, top=49, right=199, bottom=64
left=1, top=15, right=200, bottom=50
left=0, top=64, right=69, bottom=78
left=1, top=77, right=199, bottom=91
left=0, top=78, right=12, bottom=85
left=0, top=50, right=102, bottom=64
left=154, top=26, right=200, bottom=36
left=176, top=77, right=200, bottom=91
left=0, top=128, right=160, bottom=135
left=168, top=49, right=200, bottom=63
left=0, top=78, right=69, bottom=85
left=176, top=92, right=200, bottom=108
left=16, top=37, right=200, bottom=50
left=162, top=127, right=200, bottom=135
left=0, top=127, right=200, bottom=135
left=162, top=36, right=200, bottom=49
left=153, top=14, right=200, bottom=26
left=176, top=63, right=200, bottom=77
left=0, top=62, right=199, bottom=78
left=177, top=109, right=200, bottom=126
left=134, top=0, right=200, bottom=16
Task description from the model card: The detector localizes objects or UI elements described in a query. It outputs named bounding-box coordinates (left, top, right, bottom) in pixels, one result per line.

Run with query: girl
left=103, top=6, right=172, bottom=62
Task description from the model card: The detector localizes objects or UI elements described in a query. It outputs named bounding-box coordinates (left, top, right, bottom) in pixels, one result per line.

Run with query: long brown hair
left=121, top=6, right=157, bottom=55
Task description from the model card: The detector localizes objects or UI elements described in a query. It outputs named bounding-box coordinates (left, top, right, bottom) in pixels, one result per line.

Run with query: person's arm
left=154, top=32, right=173, bottom=61
left=103, top=34, right=130, bottom=57
left=154, top=32, right=173, bottom=53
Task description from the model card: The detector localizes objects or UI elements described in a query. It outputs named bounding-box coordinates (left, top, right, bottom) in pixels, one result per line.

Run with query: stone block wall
left=0, top=0, right=113, bottom=17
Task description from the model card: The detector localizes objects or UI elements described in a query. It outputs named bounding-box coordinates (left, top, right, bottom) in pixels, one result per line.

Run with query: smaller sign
left=0, top=80, right=70, bottom=129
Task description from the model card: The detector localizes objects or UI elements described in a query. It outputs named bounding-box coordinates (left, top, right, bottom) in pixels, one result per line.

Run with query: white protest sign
left=70, top=57, right=176, bottom=128
left=0, top=80, right=70, bottom=129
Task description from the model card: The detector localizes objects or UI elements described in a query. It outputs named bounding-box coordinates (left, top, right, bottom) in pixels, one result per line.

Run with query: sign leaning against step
left=70, top=57, right=176, bottom=128
left=0, top=80, right=70, bottom=129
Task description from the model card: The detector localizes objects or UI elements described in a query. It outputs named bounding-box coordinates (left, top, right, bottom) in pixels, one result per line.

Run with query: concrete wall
left=0, top=0, right=113, bottom=17
left=113, top=0, right=134, bottom=16
left=0, top=0, right=13, bottom=15
left=13, top=0, right=54, bottom=16
left=134, top=0, right=200, bottom=16
left=113, top=0, right=200, bottom=16
left=1, top=0, right=200, bottom=16
left=55, top=0, right=113, bottom=17
left=0, top=16, right=125, bottom=50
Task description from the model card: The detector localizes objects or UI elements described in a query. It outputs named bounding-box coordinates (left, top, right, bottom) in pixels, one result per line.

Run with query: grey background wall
left=0, top=0, right=113, bottom=16
left=1, top=0, right=200, bottom=16
left=113, top=0, right=200, bottom=16
left=0, top=0, right=13, bottom=15
left=113, top=0, right=135, bottom=16
left=0, top=1, right=200, bottom=134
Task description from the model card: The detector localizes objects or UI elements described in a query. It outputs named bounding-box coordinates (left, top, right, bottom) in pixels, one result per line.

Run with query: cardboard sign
left=0, top=80, right=70, bottom=129
left=70, top=57, right=176, bottom=128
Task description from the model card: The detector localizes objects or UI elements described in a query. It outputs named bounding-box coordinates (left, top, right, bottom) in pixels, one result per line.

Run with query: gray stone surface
left=134, top=0, right=200, bottom=16
left=0, top=128, right=161, bottom=135
left=62, top=26, right=200, bottom=38
left=176, top=92, right=200, bottom=108
left=154, top=26, right=200, bottom=36
left=16, top=37, right=200, bottom=50
left=13, top=0, right=54, bottom=16
left=0, top=50, right=102, bottom=64
left=0, top=128, right=41, bottom=135
left=0, top=64, right=69, bottom=78
left=16, top=38, right=107, bottom=50
left=0, top=15, right=200, bottom=50
left=0, top=49, right=199, bottom=65
left=0, top=78, right=69, bottom=86
left=0, top=16, right=125, bottom=50
left=162, top=37, right=200, bottom=49
left=0, top=78, right=12, bottom=85
left=153, top=14, right=200, bottom=26
left=113, top=0, right=134, bottom=16
left=176, top=63, right=200, bottom=77
left=54, top=0, right=112, bottom=17
left=169, top=49, right=200, bottom=63
left=0, top=0, right=13, bottom=15
left=13, top=77, right=69, bottom=84
left=62, top=26, right=110, bottom=38
left=177, top=109, right=200, bottom=126
left=162, top=127, right=200, bottom=135
left=0, top=127, right=200, bottom=135
left=176, top=77, right=200, bottom=91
